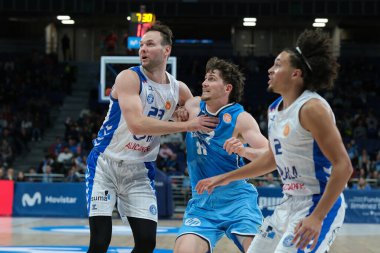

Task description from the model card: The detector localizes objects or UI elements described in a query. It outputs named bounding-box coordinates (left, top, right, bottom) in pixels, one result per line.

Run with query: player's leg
left=234, top=235, right=254, bottom=252
left=174, top=195, right=224, bottom=253
left=128, top=217, right=157, bottom=253
left=222, top=183, right=263, bottom=252
left=247, top=195, right=293, bottom=253
left=117, top=162, right=159, bottom=253
left=87, top=216, right=112, bottom=253
left=86, top=151, right=117, bottom=253
left=174, top=233, right=210, bottom=253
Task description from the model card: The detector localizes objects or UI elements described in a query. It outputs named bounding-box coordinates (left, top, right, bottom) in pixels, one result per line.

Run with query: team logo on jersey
left=283, top=123, right=290, bottom=137
left=91, top=190, right=111, bottom=202
left=149, top=204, right=157, bottom=215
left=223, top=113, right=232, bottom=123
left=282, top=234, right=294, bottom=247
left=165, top=101, right=171, bottom=110
left=184, top=218, right=201, bottom=226
left=147, top=94, right=154, bottom=104
left=260, top=225, right=276, bottom=239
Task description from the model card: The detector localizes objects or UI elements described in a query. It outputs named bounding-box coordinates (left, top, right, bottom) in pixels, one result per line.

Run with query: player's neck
left=142, top=66, right=168, bottom=84
left=280, top=88, right=304, bottom=110
left=206, top=98, right=230, bottom=113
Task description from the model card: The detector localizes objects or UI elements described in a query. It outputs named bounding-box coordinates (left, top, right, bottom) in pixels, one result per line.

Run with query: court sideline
left=0, top=217, right=379, bottom=252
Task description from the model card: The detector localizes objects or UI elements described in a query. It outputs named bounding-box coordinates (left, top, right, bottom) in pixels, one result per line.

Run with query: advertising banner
left=13, top=183, right=87, bottom=217
left=344, top=189, right=380, bottom=223
left=0, top=180, right=14, bottom=216
left=257, top=187, right=284, bottom=217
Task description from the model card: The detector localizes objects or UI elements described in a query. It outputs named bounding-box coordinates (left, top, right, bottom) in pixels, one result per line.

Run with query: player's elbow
left=126, top=118, right=144, bottom=135
left=344, top=159, right=354, bottom=180
left=124, top=115, right=146, bottom=135
left=336, top=157, right=354, bottom=182
left=128, top=124, right=144, bottom=135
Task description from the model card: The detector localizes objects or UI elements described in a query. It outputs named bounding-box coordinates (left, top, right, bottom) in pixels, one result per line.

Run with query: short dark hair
left=205, top=57, right=245, bottom=103
left=285, top=29, right=339, bottom=91
left=146, top=22, right=173, bottom=46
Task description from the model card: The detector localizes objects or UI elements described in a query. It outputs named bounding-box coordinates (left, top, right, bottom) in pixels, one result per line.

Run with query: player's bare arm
left=115, top=70, right=218, bottom=135
left=224, top=112, right=268, bottom=160
left=292, top=99, right=353, bottom=250
left=171, top=81, right=193, bottom=121
left=196, top=142, right=276, bottom=194
left=184, top=96, right=202, bottom=120
left=178, top=81, right=193, bottom=106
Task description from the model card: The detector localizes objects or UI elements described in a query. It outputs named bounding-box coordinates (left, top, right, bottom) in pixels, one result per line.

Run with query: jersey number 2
left=274, top=138, right=282, bottom=155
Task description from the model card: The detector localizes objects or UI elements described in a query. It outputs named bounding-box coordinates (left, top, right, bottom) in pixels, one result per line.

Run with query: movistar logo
left=22, top=192, right=42, bottom=207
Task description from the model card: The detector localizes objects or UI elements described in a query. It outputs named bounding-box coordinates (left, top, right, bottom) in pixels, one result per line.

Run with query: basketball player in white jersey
left=86, top=23, right=218, bottom=253
left=196, top=29, right=353, bottom=253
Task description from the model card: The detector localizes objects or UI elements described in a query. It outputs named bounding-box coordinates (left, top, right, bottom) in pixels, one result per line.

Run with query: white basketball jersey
left=268, top=90, right=335, bottom=196
left=92, top=66, right=179, bottom=163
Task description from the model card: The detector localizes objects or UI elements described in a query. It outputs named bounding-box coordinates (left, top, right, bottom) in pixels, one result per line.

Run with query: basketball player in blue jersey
left=196, top=30, right=353, bottom=253
left=174, top=57, right=268, bottom=253
left=86, top=24, right=218, bottom=253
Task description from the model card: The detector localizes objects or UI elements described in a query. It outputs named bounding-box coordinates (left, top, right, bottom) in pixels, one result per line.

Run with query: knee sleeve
left=128, top=217, right=157, bottom=253
left=87, top=216, right=112, bottom=253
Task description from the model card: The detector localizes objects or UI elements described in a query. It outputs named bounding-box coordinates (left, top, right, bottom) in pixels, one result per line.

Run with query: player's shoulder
left=300, top=98, right=333, bottom=128
left=186, top=96, right=201, bottom=107
left=177, top=80, right=188, bottom=90
left=114, top=69, right=140, bottom=96
left=116, top=69, right=139, bottom=82
left=301, top=98, right=330, bottom=115
left=236, top=111, right=256, bottom=127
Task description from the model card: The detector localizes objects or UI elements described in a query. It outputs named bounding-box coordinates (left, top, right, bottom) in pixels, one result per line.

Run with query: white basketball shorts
left=86, top=150, right=158, bottom=223
left=247, top=194, right=345, bottom=253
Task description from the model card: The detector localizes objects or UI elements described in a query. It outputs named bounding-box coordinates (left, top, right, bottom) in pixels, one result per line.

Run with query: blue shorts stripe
left=144, top=161, right=156, bottom=190
left=301, top=195, right=342, bottom=253
left=86, top=150, right=100, bottom=215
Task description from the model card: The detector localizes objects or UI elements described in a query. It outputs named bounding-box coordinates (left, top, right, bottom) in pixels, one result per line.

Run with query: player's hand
left=172, top=106, right=189, bottom=122
left=223, top=137, right=246, bottom=157
left=292, top=215, right=322, bottom=251
left=187, top=115, right=219, bottom=132
left=195, top=174, right=229, bottom=194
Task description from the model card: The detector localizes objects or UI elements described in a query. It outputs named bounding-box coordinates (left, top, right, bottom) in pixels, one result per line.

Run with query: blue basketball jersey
left=186, top=100, right=246, bottom=190
left=180, top=100, right=263, bottom=251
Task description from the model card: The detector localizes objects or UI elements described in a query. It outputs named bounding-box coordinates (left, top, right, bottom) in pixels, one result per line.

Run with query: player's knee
left=174, top=237, right=209, bottom=253
left=174, top=245, right=196, bottom=253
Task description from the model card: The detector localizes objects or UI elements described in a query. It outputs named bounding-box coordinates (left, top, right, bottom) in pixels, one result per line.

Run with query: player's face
left=201, top=70, right=230, bottom=101
left=267, top=51, right=295, bottom=94
left=139, top=31, right=171, bottom=70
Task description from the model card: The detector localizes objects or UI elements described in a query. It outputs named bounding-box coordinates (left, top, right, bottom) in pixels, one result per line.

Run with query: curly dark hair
left=284, top=29, right=339, bottom=91
left=146, top=22, right=173, bottom=46
left=205, top=57, right=245, bottom=103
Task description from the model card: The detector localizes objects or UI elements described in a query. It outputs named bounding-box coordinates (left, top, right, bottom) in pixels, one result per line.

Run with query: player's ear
left=292, top=69, right=303, bottom=78
left=225, top=83, right=233, bottom=92
left=164, top=45, right=171, bottom=57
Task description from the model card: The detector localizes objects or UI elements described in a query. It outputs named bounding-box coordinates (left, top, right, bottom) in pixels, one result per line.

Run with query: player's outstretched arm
left=115, top=70, right=218, bottom=135
left=195, top=142, right=276, bottom=194
left=224, top=111, right=268, bottom=160
left=292, top=99, right=353, bottom=251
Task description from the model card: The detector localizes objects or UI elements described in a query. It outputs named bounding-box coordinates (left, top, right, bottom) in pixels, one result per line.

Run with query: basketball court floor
left=0, top=217, right=379, bottom=253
